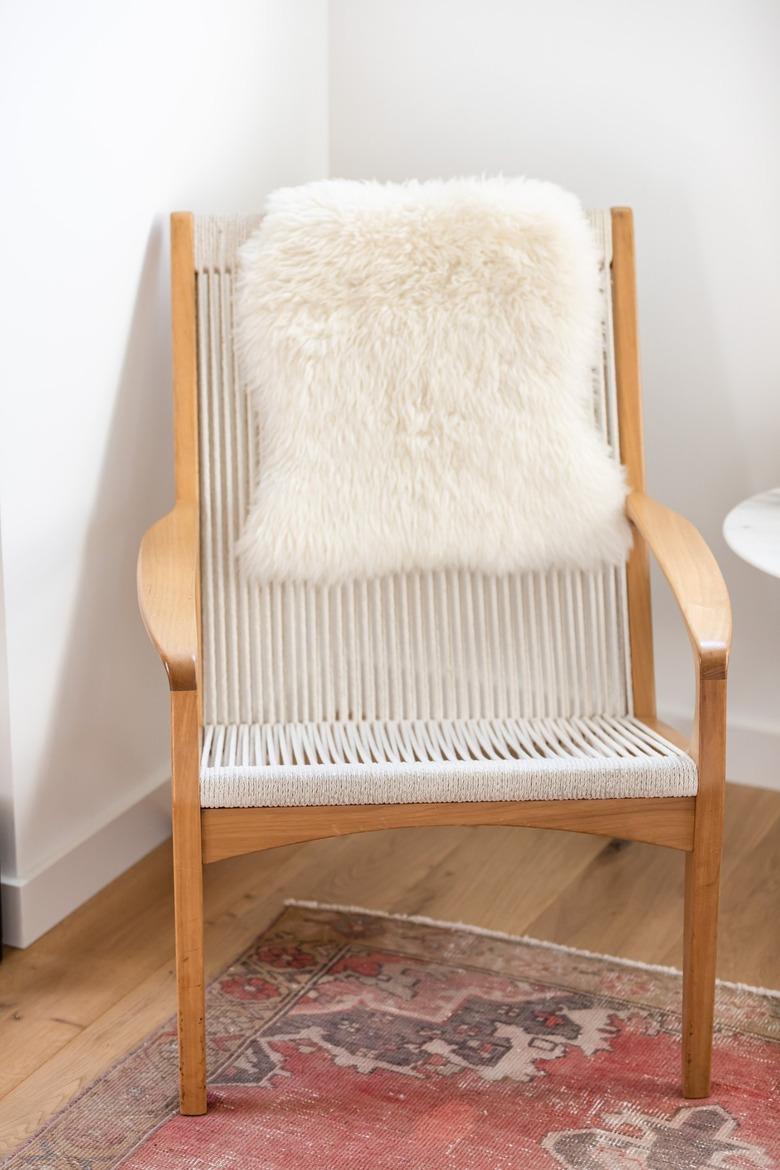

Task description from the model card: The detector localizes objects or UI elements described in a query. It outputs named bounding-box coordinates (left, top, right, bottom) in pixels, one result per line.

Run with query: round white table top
left=723, top=488, right=780, bottom=578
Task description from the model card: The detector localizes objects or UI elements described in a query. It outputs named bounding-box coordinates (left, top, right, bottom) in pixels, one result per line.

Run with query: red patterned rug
left=7, top=903, right=779, bottom=1168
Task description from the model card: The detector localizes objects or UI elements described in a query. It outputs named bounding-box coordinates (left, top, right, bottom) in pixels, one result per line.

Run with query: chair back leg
left=172, top=690, right=207, bottom=1115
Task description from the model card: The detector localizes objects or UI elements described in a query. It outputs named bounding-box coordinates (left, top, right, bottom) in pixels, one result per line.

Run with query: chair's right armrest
left=137, top=504, right=199, bottom=691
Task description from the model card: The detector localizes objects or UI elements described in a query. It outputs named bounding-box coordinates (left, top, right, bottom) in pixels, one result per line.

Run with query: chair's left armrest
left=626, top=492, right=731, bottom=680
left=137, top=504, right=199, bottom=691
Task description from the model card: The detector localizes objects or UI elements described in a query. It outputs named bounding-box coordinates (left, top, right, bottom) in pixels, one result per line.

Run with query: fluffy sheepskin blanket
left=236, top=177, right=631, bottom=584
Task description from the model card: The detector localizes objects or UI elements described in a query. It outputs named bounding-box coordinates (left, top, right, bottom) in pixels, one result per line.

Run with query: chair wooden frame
left=138, top=208, right=731, bottom=1115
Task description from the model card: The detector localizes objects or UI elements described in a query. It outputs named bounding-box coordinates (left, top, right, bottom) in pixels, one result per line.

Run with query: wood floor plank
left=283, top=824, right=470, bottom=911
left=374, top=824, right=608, bottom=930
left=523, top=784, right=780, bottom=977
left=523, top=837, right=686, bottom=963
left=0, top=843, right=176, bottom=1096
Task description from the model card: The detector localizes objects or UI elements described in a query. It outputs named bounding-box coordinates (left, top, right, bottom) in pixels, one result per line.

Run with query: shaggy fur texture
left=236, top=177, right=631, bottom=584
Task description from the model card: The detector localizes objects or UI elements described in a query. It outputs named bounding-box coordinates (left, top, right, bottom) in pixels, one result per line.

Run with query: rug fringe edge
left=283, top=898, right=780, bottom=1000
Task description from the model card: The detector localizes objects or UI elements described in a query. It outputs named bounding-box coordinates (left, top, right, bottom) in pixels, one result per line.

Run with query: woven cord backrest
left=195, top=211, right=633, bottom=727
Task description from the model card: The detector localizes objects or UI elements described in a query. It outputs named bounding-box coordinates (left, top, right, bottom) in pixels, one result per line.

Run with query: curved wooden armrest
left=627, top=492, right=731, bottom=680
left=137, top=505, right=199, bottom=691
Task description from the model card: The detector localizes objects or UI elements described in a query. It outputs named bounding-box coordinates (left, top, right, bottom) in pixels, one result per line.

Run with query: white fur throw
left=236, top=177, right=631, bottom=584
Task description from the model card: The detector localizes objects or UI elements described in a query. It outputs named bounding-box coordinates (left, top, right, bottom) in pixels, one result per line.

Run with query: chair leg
left=173, top=819, right=206, bottom=1114
left=681, top=815, right=722, bottom=1098
left=172, top=690, right=207, bottom=1115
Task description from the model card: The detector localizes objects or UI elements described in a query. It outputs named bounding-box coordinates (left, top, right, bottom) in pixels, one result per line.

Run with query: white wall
left=0, top=0, right=328, bottom=945
left=329, top=0, right=780, bottom=785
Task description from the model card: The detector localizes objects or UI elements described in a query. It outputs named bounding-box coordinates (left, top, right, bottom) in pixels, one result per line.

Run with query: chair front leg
left=682, top=674, right=726, bottom=1098
left=171, top=689, right=207, bottom=1115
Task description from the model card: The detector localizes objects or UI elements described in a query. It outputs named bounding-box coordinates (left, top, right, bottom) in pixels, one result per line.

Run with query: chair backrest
left=191, top=210, right=640, bottom=729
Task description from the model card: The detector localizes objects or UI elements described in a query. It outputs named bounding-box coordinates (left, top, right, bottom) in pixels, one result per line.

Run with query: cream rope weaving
left=194, top=211, right=697, bottom=806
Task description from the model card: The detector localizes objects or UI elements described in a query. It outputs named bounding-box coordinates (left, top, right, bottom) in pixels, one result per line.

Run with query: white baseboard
left=1, top=778, right=171, bottom=948
left=660, top=710, right=779, bottom=793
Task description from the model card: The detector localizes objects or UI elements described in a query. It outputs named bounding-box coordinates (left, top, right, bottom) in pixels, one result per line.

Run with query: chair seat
left=200, top=715, right=696, bottom=808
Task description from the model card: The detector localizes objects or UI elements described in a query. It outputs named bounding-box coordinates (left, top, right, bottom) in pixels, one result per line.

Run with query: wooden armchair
left=138, top=208, right=730, bottom=1115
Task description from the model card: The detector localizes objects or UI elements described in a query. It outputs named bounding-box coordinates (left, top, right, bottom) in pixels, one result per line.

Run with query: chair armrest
left=137, top=505, right=199, bottom=691
left=626, top=492, right=731, bottom=680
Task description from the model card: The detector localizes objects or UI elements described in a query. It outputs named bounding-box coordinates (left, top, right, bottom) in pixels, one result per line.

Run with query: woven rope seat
left=200, top=715, right=695, bottom=807
left=195, top=211, right=697, bottom=809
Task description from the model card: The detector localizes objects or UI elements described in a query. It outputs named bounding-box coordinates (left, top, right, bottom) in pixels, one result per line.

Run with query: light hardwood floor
left=0, top=781, right=777, bottom=1155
